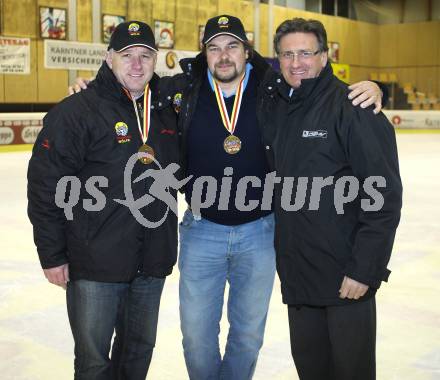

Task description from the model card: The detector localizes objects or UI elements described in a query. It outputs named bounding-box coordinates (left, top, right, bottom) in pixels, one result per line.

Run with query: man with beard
left=69, top=15, right=385, bottom=380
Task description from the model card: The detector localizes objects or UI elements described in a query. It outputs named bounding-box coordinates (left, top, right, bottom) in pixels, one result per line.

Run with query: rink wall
left=1, top=110, right=439, bottom=153
left=0, top=113, right=44, bottom=151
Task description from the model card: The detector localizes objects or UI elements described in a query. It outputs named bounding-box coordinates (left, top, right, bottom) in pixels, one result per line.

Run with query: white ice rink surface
left=0, top=133, right=439, bottom=380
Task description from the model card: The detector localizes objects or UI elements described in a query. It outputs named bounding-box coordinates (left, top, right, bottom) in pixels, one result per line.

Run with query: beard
left=212, top=60, right=240, bottom=83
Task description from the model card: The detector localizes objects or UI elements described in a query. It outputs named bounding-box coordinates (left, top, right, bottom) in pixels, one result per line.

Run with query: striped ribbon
left=213, top=74, right=245, bottom=135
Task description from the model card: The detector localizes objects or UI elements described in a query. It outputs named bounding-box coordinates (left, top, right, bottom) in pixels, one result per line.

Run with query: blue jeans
left=66, top=275, right=165, bottom=380
left=179, top=210, right=276, bottom=380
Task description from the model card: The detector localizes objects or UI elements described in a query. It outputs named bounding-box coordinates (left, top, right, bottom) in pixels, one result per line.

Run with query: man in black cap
left=175, top=15, right=277, bottom=380
left=28, top=21, right=179, bottom=379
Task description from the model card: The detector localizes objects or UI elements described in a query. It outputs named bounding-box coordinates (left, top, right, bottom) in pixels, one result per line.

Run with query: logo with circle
left=165, top=51, right=178, bottom=69
left=391, top=115, right=401, bottom=125
left=218, top=16, right=229, bottom=27
left=128, top=23, right=140, bottom=36
left=115, top=121, right=129, bottom=136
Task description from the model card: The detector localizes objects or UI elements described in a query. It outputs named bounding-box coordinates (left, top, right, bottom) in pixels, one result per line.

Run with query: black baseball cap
left=108, top=21, right=157, bottom=52
left=202, top=15, right=248, bottom=45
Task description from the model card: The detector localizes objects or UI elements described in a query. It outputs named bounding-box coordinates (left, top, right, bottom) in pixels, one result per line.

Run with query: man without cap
left=258, top=18, right=402, bottom=379
left=69, top=15, right=385, bottom=379
left=28, top=21, right=179, bottom=379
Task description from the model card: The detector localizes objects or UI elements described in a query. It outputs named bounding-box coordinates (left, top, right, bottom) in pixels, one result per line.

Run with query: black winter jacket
left=28, top=62, right=180, bottom=282
left=258, top=62, right=402, bottom=306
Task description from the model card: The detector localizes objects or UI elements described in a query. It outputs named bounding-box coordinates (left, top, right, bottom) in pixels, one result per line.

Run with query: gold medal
left=223, top=135, right=242, bottom=154
left=138, top=144, right=155, bottom=164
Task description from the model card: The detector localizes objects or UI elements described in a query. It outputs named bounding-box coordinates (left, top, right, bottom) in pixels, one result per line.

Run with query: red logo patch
left=117, top=134, right=132, bottom=144
left=160, top=129, right=175, bottom=135
left=42, top=139, right=50, bottom=149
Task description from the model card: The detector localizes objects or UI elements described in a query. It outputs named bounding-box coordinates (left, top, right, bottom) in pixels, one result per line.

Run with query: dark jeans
left=288, top=297, right=376, bottom=380
left=66, top=275, right=165, bottom=380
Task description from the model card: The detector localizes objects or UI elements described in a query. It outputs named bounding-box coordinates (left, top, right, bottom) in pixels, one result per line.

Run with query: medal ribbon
left=213, top=74, right=245, bottom=135
left=131, top=83, right=151, bottom=145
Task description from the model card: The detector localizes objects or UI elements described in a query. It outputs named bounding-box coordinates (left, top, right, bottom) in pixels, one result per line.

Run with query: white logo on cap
left=128, top=23, right=140, bottom=35
left=218, top=16, right=229, bottom=27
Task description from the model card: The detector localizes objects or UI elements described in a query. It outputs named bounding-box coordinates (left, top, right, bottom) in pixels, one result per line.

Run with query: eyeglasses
left=278, top=50, right=321, bottom=61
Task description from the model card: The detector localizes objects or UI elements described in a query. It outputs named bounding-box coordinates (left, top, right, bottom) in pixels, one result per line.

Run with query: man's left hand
left=339, top=276, right=369, bottom=300
left=43, top=264, right=69, bottom=290
left=348, top=81, right=383, bottom=114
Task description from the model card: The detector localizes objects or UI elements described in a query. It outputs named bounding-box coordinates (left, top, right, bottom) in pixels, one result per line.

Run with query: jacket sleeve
left=341, top=105, right=402, bottom=289
left=27, top=103, right=89, bottom=269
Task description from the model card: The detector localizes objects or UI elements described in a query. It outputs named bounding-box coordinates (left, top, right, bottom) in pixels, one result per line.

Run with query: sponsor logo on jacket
left=115, top=121, right=132, bottom=144
left=302, top=130, right=328, bottom=139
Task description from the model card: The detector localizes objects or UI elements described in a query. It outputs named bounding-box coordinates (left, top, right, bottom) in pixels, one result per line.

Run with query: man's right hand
left=339, top=276, right=368, bottom=300
left=67, top=77, right=92, bottom=95
left=43, top=264, right=70, bottom=289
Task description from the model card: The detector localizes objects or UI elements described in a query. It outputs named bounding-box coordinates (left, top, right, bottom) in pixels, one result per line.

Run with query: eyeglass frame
left=277, top=49, right=322, bottom=61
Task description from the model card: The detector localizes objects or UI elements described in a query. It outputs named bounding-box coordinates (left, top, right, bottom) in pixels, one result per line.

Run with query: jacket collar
left=291, top=61, right=334, bottom=101
left=179, top=52, right=206, bottom=79
left=263, top=61, right=334, bottom=103
left=262, top=70, right=289, bottom=101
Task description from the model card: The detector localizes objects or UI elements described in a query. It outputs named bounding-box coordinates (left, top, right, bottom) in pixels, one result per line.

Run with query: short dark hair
left=202, top=39, right=254, bottom=61
left=273, top=18, right=328, bottom=55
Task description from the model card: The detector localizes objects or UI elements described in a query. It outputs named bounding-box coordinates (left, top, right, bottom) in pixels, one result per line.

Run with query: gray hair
left=273, top=18, right=329, bottom=55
